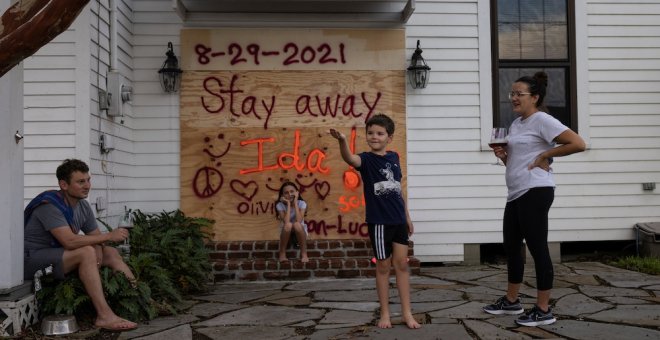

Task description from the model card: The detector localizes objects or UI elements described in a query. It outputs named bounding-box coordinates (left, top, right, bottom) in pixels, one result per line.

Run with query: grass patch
left=608, top=256, right=660, bottom=275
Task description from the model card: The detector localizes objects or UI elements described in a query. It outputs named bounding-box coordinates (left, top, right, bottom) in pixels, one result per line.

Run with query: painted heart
left=314, top=181, right=330, bottom=200
left=230, top=179, right=259, bottom=201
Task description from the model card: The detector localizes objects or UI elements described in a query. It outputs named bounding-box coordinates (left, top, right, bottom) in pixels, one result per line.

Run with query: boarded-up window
left=179, top=29, right=406, bottom=241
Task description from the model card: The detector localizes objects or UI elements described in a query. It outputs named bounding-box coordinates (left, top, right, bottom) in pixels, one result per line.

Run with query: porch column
left=0, top=0, right=25, bottom=291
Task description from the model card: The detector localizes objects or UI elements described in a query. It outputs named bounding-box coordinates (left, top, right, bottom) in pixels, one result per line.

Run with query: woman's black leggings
left=503, top=187, right=555, bottom=291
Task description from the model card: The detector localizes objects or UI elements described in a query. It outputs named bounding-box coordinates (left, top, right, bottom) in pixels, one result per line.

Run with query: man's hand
left=107, top=228, right=129, bottom=242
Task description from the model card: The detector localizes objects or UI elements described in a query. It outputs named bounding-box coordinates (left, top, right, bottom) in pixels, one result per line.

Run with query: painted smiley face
left=203, top=133, right=231, bottom=162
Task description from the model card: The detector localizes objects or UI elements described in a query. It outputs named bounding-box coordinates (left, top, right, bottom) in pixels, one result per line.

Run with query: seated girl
left=275, top=181, right=309, bottom=262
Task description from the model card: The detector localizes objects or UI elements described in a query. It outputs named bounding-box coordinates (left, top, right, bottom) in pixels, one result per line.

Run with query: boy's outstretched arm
left=329, top=129, right=361, bottom=168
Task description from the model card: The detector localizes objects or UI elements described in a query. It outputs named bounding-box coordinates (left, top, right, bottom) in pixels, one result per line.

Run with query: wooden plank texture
left=180, top=28, right=404, bottom=71
left=180, top=28, right=406, bottom=241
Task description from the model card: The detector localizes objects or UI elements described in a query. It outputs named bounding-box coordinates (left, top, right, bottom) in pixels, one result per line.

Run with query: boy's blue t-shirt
left=357, top=151, right=407, bottom=225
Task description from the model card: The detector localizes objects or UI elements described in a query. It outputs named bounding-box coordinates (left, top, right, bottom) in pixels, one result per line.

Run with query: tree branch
left=0, top=0, right=90, bottom=77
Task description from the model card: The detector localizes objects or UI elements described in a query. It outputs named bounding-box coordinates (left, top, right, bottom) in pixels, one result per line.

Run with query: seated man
left=24, top=159, right=138, bottom=331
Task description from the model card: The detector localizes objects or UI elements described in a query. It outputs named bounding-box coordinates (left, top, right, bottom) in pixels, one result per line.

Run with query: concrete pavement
left=115, top=262, right=660, bottom=340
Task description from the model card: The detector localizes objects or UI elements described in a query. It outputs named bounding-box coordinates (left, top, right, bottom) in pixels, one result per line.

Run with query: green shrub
left=37, top=275, right=88, bottom=316
left=130, top=209, right=214, bottom=295
left=127, top=252, right=181, bottom=314
left=37, top=268, right=156, bottom=322
left=36, top=209, right=214, bottom=322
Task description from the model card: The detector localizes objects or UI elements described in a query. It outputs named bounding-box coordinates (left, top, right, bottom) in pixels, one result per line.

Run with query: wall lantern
left=407, top=40, right=431, bottom=89
left=158, top=42, right=183, bottom=93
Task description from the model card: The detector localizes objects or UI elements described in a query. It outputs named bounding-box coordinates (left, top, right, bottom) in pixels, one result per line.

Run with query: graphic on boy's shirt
left=374, top=163, right=401, bottom=196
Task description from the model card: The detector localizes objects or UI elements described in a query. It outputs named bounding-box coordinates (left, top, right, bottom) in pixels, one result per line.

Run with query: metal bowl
left=41, top=314, right=79, bottom=335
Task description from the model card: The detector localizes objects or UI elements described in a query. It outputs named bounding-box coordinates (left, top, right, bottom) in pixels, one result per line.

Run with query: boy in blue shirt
left=330, top=113, right=421, bottom=329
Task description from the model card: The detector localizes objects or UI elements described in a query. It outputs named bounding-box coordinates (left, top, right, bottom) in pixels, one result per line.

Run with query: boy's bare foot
left=278, top=256, right=288, bottom=262
left=377, top=316, right=392, bottom=329
left=403, top=314, right=421, bottom=329
left=301, top=255, right=309, bottom=263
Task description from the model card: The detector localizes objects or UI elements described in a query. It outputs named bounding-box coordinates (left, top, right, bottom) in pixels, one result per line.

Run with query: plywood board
left=181, top=28, right=405, bottom=71
left=180, top=29, right=406, bottom=241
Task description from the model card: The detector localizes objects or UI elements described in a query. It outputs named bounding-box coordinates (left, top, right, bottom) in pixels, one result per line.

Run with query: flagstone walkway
left=114, top=262, right=660, bottom=340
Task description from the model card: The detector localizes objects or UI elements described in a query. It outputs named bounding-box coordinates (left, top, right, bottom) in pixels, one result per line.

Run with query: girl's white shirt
left=275, top=200, right=308, bottom=234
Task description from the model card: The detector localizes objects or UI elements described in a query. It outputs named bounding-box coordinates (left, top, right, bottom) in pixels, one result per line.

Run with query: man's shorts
left=368, top=223, right=409, bottom=260
left=24, top=247, right=65, bottom=280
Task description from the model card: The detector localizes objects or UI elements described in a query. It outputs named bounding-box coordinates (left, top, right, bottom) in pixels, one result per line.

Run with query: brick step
left=208, top=240, right=420, bottom=281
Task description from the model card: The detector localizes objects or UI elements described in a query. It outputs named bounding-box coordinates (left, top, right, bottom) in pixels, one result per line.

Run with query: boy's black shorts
left=368, top=223, right=409, bottom=260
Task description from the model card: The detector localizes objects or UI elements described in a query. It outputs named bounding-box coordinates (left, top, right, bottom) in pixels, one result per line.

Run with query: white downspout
left=109, top=0, right=117, bottom=70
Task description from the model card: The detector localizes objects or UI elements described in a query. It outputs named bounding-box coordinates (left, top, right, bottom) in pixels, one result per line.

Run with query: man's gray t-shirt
left=24, top=199, right=98, bottom=251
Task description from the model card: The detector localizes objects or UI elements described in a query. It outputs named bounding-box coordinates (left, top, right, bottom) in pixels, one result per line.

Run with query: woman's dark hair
left=56, top=159, right=89, bottom=183
left=516, top=71, right=549, bottom=113
left=275, top=181, right=306, bottom=220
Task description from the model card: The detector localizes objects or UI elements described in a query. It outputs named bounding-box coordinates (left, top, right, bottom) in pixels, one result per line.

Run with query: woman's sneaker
left=515, top=305, right=556, bottom=326
left=483, top=296, right=524, bottom=315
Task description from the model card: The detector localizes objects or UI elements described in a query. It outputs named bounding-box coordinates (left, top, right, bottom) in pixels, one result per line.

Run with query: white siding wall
left=23, top=0, right=660, bottom=262
left=407, top=0, right=660, bottom=262
left=131, top=1, right=183, bottom=212
left=90, top=0, right=137, bottom=226
left=406, top=0, right=495, bottom=261
left=23, top=8, right=92, bottom=200
left=580, top=0, right=660, bottom=227
left=23, top=0, right=136, bottom=228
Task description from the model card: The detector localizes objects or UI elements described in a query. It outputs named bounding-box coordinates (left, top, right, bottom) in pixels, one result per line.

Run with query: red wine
left=488, top=142, right=508, bottom=148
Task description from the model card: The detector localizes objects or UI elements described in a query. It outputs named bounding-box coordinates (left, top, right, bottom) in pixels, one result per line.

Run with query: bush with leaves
left=36, top=209, right=214, bottom=322
left=37, top=268, right=156, bottom=322
left=130, top=209, right=214, bottom=295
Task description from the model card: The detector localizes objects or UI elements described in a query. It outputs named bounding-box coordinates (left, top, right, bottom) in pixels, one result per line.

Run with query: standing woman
left=483, top=72, right=586, bottom=326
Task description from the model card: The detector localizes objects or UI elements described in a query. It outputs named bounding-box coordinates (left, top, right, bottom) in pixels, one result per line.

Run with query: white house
left=3, top=0, right=660, bottom=292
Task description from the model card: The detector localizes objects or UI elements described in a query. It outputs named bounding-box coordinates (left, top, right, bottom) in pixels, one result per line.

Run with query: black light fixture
left=158, top=42, right=183, bottom=93
left=407, top=40, right=431, bottom=89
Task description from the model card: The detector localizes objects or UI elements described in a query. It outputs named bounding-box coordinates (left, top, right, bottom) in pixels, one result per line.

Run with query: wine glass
left=488, top=127, right=508, bottom=165
left=118, top=208, right=133, bottom=255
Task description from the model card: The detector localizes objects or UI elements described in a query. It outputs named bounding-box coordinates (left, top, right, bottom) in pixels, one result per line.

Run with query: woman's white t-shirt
left=505, top=111, right=568, bottom=201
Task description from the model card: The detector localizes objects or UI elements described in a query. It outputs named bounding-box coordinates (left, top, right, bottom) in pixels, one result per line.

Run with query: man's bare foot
left=278, top=255, right=288, bottom=262
left=403, top=314, right=421, bottom=329
left=301, top=255, right=309, bottom=263
left=95, top=316, right=137, bottom=332
left=377, top=316, right=392, bottom=329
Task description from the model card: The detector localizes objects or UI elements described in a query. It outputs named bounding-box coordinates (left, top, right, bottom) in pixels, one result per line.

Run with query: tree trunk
left=0, top=0, right=90, bottom=77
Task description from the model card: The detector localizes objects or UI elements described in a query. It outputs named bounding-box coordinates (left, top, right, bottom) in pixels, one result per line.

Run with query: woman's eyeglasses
left=508, top=91, right=532, bottom=100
